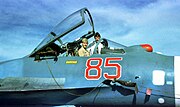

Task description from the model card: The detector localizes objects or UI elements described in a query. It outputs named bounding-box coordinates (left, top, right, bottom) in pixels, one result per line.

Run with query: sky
left=0, top=0, right=180, bottom=62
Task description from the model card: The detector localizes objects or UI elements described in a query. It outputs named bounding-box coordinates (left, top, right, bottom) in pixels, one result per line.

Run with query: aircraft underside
left=0, top=86, right=175, bottom=106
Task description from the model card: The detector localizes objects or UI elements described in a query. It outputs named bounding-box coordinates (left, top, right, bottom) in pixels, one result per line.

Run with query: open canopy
left=30, top=8, right=94, bottom=57
left=29, top=8, right=132, bottom=60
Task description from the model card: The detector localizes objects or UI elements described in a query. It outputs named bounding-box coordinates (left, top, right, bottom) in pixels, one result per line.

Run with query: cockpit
left=29, top=8, right=126, bottom=61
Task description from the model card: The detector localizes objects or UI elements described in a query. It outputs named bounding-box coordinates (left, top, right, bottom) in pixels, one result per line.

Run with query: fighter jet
left=0, top=8, right=180, bottom=107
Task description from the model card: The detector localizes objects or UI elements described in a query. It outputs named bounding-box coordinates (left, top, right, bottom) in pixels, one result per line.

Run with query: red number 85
left=85, top=57, right=122, bottom=80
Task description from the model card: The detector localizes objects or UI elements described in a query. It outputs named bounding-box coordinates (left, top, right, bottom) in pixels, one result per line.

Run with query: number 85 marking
left=85, top=57, right=122, bottom=80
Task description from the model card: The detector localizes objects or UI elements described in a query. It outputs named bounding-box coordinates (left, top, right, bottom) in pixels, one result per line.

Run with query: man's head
left=82, top=38, right=88, bottom=49
left=94, top=32, right=101, bottom=42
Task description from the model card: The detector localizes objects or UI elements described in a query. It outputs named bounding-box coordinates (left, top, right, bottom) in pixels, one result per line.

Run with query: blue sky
left=0, top=0, right=180, bottom=61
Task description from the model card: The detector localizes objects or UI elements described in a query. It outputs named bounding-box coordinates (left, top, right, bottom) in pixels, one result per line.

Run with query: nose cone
left=140, top=44, right=153, bottom=52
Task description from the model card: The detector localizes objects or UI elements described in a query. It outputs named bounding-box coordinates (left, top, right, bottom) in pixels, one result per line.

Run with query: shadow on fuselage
left=110, top=84, right=136, bottom=105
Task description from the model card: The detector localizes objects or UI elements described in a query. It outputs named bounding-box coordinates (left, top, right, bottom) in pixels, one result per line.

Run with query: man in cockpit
left=78, top=38, right=90, bottom=57
left=88, top=32, right=104, bottom=55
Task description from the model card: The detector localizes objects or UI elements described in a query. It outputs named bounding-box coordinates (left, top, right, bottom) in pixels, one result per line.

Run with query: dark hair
left=94, top=32, right=101, bottom=37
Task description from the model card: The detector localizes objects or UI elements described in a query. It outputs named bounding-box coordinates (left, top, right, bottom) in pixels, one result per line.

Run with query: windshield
left=30, top=8, right=94, bottom=57
left=87, top=38, right=127, bottom=55
left=106, top=39, right=127, bottom=49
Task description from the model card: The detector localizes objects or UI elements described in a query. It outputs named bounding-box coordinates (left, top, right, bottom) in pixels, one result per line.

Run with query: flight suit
left=78, top=47, right=90, bottom=57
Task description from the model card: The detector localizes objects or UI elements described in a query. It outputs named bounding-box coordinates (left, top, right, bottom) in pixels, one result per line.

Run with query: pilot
left=78, top=38, right=90, bottom=57
left=88, top=32, right=104, bottom=55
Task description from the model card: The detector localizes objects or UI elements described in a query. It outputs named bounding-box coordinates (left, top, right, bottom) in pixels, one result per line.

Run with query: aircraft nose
left=174, top=56, right=180, bottom=106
